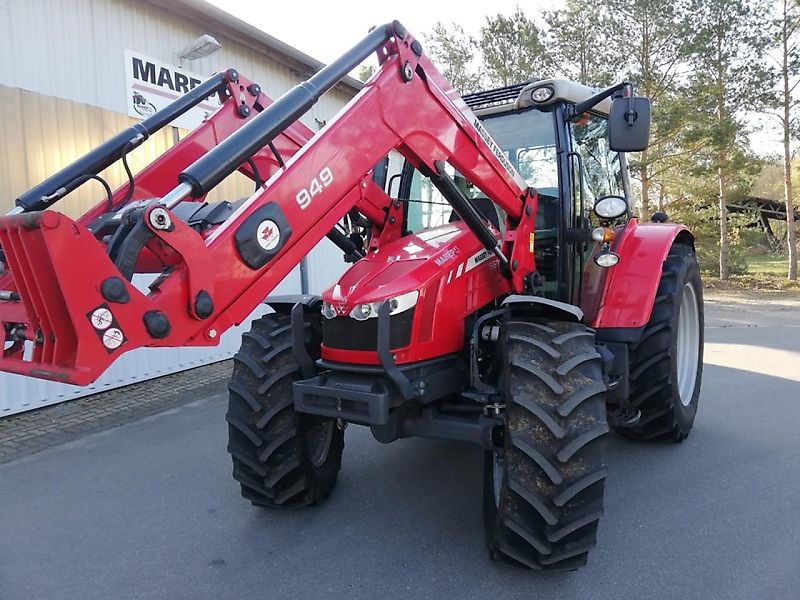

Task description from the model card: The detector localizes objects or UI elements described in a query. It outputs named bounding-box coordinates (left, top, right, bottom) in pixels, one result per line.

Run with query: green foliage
left=479, top=8, right=550, bottom=87
left=602, top=0, right=693, bottom=218
left=674, top=0, right=772, bottom=278
left=764, top=0, right=800, bottom=280
left=669, top=205, right=749, bottom=275
left=421, top=0, right=784, bottom=285
left=543, top=1, right=617, bottom=87
left=662, top=145, right=763, bottom=278
left=684, top=0, right=772, bottom=135
left=425, top=22, right=484, bottom=93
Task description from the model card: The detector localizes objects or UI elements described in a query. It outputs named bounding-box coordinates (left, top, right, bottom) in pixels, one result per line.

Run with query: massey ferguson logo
left=256, top=220, right=281, bottom=251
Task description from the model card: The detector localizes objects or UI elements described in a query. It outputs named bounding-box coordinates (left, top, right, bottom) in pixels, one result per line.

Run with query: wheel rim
left=306, top=420, right=334, bottom=467
left=493, top=452, right=504, bottom=506
left=676, top=282, right=700, bottom=406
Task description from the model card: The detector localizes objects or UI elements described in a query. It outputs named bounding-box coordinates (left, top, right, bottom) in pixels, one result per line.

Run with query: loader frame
left=0, top=22, right=536, bottom=384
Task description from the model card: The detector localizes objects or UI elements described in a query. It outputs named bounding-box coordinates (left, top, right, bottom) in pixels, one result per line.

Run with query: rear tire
left=616, top=244, right=704, bottom=442
left=484, top=318, right=608, bottom=571
left=226, top=311, right=344, bottom=508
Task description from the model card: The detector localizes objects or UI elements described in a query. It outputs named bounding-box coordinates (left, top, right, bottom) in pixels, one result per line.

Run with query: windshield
left=400, top=108, right=559, bottom=239
left=479, top=109, right=558, bottom=197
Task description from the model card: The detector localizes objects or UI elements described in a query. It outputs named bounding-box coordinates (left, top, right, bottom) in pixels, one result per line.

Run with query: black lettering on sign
left=189, top=77, right=201, bottom=90
left=132, top=57, right=156, bottom=84
left=174, top=72, right=190, bottom=93
left=157, top=67, right=175, bottom=90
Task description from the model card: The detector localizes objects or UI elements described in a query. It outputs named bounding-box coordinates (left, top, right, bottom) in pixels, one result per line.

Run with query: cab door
left=565, top=111, right=631, bottom=317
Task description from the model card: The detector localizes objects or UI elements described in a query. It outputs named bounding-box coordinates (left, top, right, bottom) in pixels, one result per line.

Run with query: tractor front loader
left=0, top=21, right=704, bottom=570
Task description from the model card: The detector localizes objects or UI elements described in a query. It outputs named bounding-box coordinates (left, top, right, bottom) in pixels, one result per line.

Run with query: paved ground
left=1, top=292, right=799, bottom=600
left=0, top=361, right=232, bottom=464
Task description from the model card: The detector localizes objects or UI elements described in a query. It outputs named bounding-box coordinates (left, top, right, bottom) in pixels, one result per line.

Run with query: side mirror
left=609, top=96, right=651, bottom=152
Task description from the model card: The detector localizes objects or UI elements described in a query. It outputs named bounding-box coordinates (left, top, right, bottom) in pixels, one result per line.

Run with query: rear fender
left=589, top=219, right=693, bottom=331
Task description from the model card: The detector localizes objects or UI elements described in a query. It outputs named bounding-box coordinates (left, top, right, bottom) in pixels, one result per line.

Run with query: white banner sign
left=124, top=50, right=221, bottom=131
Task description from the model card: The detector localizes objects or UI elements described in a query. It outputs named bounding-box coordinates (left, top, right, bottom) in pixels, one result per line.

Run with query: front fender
left=589, top=219, right=693, bottom=330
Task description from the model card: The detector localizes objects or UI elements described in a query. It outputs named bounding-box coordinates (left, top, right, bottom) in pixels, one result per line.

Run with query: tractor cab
left=394, top=78, right=639, bottom=304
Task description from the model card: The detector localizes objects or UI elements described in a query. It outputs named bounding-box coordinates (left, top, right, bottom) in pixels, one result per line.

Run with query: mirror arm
left=624, top=89, right=638, bottom=125
left=567, top=81, right=632, bottom=121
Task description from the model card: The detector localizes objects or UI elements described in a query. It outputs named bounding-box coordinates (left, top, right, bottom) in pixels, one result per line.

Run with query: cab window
left=399, top=108, right=559, bottom=237
left=404, top=164, right=501, bottom=235
left=480, top=108, right=559, bottom=197
left=405, top=168, right=452, bottom=234
left=569, top=114, right=624, bottom=203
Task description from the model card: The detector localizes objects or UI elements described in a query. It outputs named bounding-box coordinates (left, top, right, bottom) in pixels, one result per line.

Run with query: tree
left=544, top=1, right=618, bottom=87
left=604, top=0, right=692, bottom=221
left=685, top=0, right=771, bottom=279
left=766, top=0, right=800, bottom=280
left=663, top=144, right=761, bottom=275
left=479, top=8, right=551, bottom=87
left=425, top=22, right=484, bottom=93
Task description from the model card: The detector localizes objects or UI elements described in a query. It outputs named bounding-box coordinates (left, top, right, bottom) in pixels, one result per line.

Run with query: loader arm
left=0, top=69, right=328, bottom=383
left=0, top=21, right=535, bottom=385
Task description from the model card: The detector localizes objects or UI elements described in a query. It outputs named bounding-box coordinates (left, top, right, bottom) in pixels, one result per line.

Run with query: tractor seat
left=448, top=196, right=501, bottom=230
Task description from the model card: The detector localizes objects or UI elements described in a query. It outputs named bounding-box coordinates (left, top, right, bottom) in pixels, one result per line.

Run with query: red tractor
left=0, top=22, right=703, bottom=570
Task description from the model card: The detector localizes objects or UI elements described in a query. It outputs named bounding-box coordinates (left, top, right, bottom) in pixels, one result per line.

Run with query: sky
left=206, top=0, right=560, bottom=65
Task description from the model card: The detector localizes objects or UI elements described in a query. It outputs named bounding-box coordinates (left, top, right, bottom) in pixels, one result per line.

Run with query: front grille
left=322, top=308, right=415, bottom=351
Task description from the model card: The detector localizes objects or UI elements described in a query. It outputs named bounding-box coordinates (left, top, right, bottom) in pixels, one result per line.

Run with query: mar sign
left=124, top=50, right=220, bottom=130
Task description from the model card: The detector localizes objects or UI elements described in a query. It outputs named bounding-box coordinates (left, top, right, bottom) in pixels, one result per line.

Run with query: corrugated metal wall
left=0, top=0, right=353, bottom=415
left=0, top=85, right=267, bottom=216
left=0, top=0, right=352, bottom=137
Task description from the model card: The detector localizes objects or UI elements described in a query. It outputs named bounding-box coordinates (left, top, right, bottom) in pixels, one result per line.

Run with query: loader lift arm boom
left=0, top=21, right=534, bottom=385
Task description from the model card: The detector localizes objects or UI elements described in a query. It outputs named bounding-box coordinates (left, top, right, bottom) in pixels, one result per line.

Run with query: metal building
left=0, top=0, right=359, bottom=415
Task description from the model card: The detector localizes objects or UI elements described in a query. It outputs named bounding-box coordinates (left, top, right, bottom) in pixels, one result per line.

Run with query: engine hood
left=322, top=223, right=481, bottom=311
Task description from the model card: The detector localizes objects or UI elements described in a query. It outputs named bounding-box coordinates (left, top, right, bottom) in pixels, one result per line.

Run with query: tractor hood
left=322, top=222, right=482, bottom=315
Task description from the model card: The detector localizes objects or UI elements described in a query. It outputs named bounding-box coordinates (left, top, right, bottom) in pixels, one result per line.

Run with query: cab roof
left=464, top=79, right=611, bottom=117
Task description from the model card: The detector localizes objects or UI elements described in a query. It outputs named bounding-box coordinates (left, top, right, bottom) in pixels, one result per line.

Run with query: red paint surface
left=588, top=219, right=690, bottom=329
left=0, top=29, right=533, bottom=384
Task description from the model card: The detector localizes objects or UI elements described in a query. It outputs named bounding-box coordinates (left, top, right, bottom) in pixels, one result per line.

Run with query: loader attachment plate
left=0, top=211, right=152, bottom=384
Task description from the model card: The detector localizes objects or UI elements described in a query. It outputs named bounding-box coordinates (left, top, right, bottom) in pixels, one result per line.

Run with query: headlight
left=594, top=250, right=620, bottom=268
left=594, top=196, right=628, bottom=220
left=350, top=303, right=373, bottom=321
left=321, top=302, right=337, bottom=320
left=346, top=290, right=419, bottom=320
left=384, top=290, right=418, bottom=315
left=530, top=85, right=554, bottom=103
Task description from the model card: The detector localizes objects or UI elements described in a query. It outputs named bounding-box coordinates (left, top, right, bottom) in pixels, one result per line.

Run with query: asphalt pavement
left=1, top=292, right=799, bottom=600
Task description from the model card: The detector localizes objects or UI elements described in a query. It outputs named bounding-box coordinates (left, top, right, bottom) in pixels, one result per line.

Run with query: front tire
left=616, top=244, right=704, bottom=442
left=226, top=311, right=344, bottom=508
left=484, top=319, right=608, bottom=571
